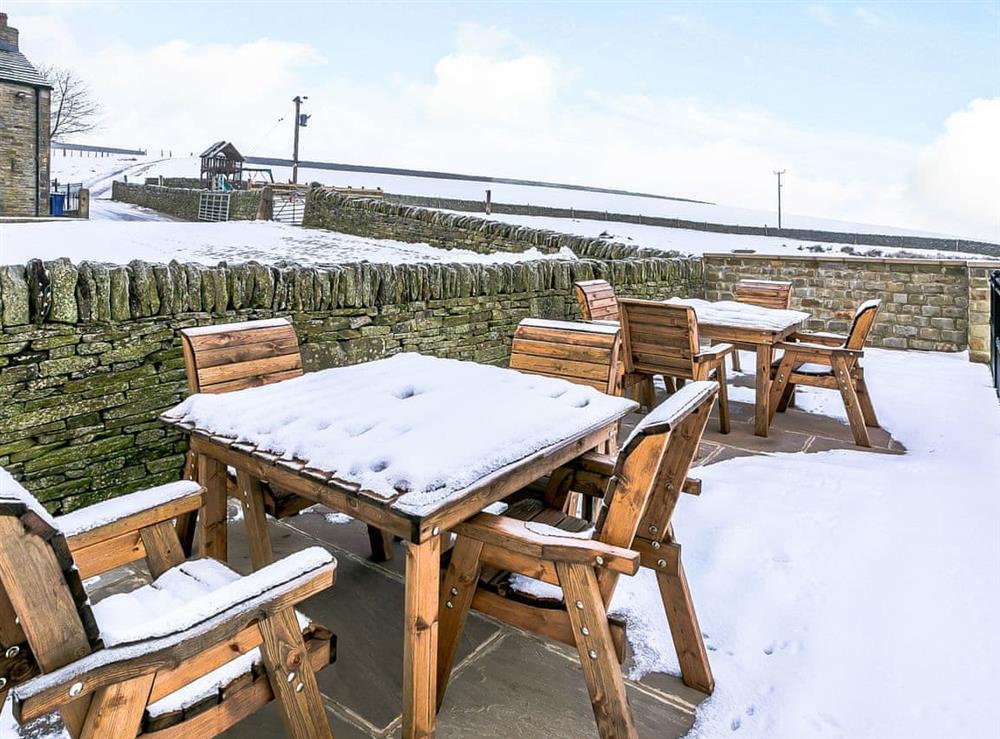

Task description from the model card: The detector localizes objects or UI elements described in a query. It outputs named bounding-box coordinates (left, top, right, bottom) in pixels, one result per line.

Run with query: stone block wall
left=967, top=262, right=1000, bottom=363
left=112, top=182, right=262, bottom=221
left=0, top=80, right=50, bottom=217
left=0, top=255, right=702, bottom=512
left=703, top=253, right=974, bottom=352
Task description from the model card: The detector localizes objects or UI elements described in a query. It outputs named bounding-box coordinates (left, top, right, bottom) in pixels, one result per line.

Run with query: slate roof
left=0, top=42, right=50, bottom=88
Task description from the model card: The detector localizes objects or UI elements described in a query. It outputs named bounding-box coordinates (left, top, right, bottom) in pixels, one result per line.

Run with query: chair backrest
left=510, top=318, right=622, bottom=395
left=574, top=280, right=619, bottom=322
left=180, top=317, right=303, bottom=395
left=845, top=299, right=881, bottom=351
left=0, top=468, right=100, bottom=699
left=618, top=298, right=700, bottom=380
left=593, top=381, right=717, bottom=555
left=733, top=279, right=792, bottom=310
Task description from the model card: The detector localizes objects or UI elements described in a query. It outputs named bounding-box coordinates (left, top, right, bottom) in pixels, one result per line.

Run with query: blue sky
left=7, top=0, right=1000, bottom=236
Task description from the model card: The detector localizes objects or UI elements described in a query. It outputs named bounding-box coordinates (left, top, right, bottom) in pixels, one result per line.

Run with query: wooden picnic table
left=665, top=298, right=811, bottom=437
left=160, top=352, right=636, bottom=739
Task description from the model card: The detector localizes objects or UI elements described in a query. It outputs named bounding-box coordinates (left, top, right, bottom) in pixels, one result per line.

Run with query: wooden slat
left=194, top=337, right=301, bottom=369
left=72, top=530, right=145, bottom=580
left=149, top=624, right=261, bottom=704
left=235, top=471, right=274, bottom=570
left=197, top=455, right=228, bottom=561
left=197, top=353, right=303, bottom=388
left=514, top=324, right=618, bottom=349
left=510, top=338, right=614, bottom=364
left=185, top=325, right=298, bottom=353
left=436, top=538, right=483, bottom=710
left=510, top=354, right=613, bottom=383
left=202, top=369, right=303, bottom=395
left=65, top=494, right=203, bottom=551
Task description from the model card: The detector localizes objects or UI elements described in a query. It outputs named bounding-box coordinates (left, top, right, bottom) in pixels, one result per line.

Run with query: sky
left=7, top=0, right=1000, bottom=240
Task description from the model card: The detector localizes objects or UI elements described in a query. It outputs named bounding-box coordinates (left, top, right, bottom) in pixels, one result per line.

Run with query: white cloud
left=904, top=98, right=1000, bottom=240
left=805, top=5, right=839, bottom=28
left=854, top=7, right=888, bottom=27
left=14, top=18, right=996, bottom=240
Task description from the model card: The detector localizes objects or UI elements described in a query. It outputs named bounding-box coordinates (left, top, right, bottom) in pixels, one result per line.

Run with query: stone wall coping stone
left=702, top=252, right=989, bottom=268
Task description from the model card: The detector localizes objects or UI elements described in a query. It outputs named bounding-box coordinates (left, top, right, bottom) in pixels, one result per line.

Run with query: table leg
left=403, top=535, right=442, bottom=739
left=754, top=344, right=773, bottom=437
left=197, top=454, right=228, bottom=561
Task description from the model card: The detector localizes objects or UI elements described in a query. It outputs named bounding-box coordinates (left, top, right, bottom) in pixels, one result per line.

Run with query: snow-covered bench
left=0, top=467, right=336, bottom=737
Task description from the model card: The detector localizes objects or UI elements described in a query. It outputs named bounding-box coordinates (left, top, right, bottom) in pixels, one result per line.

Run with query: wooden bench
left=618, top=298, right=732, bottom=433
left=436, top=382, right=719, bottom=738
left=510, top=318, right=623, bottom=397
left=728, top=279, right=793, bottom=371
left=768, top=299, right=882, bottom=447
left=0, top=468, right=336, bottom=738
left=180, top=317, right=395, bottom=563
left=574, top=279, right=620, bottom=322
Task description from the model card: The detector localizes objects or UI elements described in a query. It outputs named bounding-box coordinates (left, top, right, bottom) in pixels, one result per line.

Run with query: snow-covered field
left=470, top=211, right=996, bottom=260
left=133, top=155, right=966, bottom=240
left=609, top=348, right=1000, bottom=738
left=0, top=219, right=575, bottom=267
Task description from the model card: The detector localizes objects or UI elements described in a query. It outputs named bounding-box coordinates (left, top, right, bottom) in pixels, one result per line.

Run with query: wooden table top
left=664, top=297, right=810, bottom=344
left=162, top=353, right=636, bottom=541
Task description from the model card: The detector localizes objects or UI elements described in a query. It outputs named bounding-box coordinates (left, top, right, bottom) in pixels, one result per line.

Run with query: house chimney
left=0, top=13, right=20, bottom=51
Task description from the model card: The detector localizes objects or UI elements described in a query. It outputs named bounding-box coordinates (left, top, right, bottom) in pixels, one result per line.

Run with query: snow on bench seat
left=163, top=353, right=637, bottom=516
left=664, top=297, right=810, bottom=331
left=92, top=557, right=313, bottom=718
left=56, top=480, right=202, bottom=538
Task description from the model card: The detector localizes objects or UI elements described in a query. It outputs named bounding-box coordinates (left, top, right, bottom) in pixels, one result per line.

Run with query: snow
left=0, top=218, right=579, bottom=267
left=468, top=212, right=996, bottom=260
left=520, top=317, right=620, bottom=335
left=609, top=348, right=1000, bottom=738
left=182, top=316, right=290, bottom=337
left=0, top=466, right=58, bottom=530
left=55, top=480, right=201, bottom=537
left=162, top=353, right=637, bottom=516
left=92, top=547, right=331, bottom=645
left=665, top=297, right=810, bottom=331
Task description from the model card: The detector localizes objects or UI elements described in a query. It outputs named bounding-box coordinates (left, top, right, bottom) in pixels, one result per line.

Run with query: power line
left=773, top=170, right=786, bottom=229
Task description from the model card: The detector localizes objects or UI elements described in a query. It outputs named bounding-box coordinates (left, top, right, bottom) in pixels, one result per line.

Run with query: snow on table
left=664, top=297, right=810, bottom=331
left=163, top=353, right=637, bottom=516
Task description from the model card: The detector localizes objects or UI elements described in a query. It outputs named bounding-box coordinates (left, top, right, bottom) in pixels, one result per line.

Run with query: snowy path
left=610, top=349, right=1000, bottom=738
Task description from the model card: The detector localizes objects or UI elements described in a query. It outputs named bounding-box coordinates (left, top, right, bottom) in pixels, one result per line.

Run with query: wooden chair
left=768, top=299, right=882, bottom=447
left=180, top=317, right=395, bottom=562
left=728, top=279, right=793, bottom=371
left=574, top=279, right=620, bottom=322
left=618, top=298, right=732, bottom=434
left=436, top=382, right=719, bottom=738
left=0, top=468, right=336, bottom=738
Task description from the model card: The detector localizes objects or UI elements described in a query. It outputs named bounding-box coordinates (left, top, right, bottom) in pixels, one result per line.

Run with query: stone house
left=0, top=13, right=51, bottom=217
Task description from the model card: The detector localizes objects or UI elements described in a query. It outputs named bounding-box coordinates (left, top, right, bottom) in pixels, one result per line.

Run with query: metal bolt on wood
left=450, top=587, right=458, bottom=596
left=5, top=646, right=18, bottom=658
left=595, top=556, right=604, bottom=566
left=657, top=559, right=667, bottom=568
left=69, top=682, right=83, bottom=697
left=581, top=626, right=590, bottom=636
left=432, top=526, right=440, bottom=536
left=588, top=650, right=598, bottom=659
left=286, top=671, right=296, bottom=683
left=649, top=525, right=658, bottom=535
left=575, top=600, right=584, bottom=609
left=446, top=601, right=454, bottom=609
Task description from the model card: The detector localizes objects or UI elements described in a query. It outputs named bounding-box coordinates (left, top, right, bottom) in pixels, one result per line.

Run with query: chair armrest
left=13, top=547, right=336, bottom=723
left=694, top=343, right=734, bottom=362
left=58, top=480, right=204, bottom=552
left=454, top=513, right=639, bottom=575
left=789, top=331, right=847, bottom=346
left=776, top=342, right=862, bottom=358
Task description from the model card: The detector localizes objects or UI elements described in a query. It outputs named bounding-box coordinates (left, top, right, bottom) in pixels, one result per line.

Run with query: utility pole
left=773, top=170, right=786, bottom=229
left=292, top=95, right=309, bottom=184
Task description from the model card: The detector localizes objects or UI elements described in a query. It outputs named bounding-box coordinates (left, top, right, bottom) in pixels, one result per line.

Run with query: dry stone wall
left=111, top=182, right=262, bottom=221
left=703, top=253, right=982, bottom=353
left=0, top=255, right=702, bottom=512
